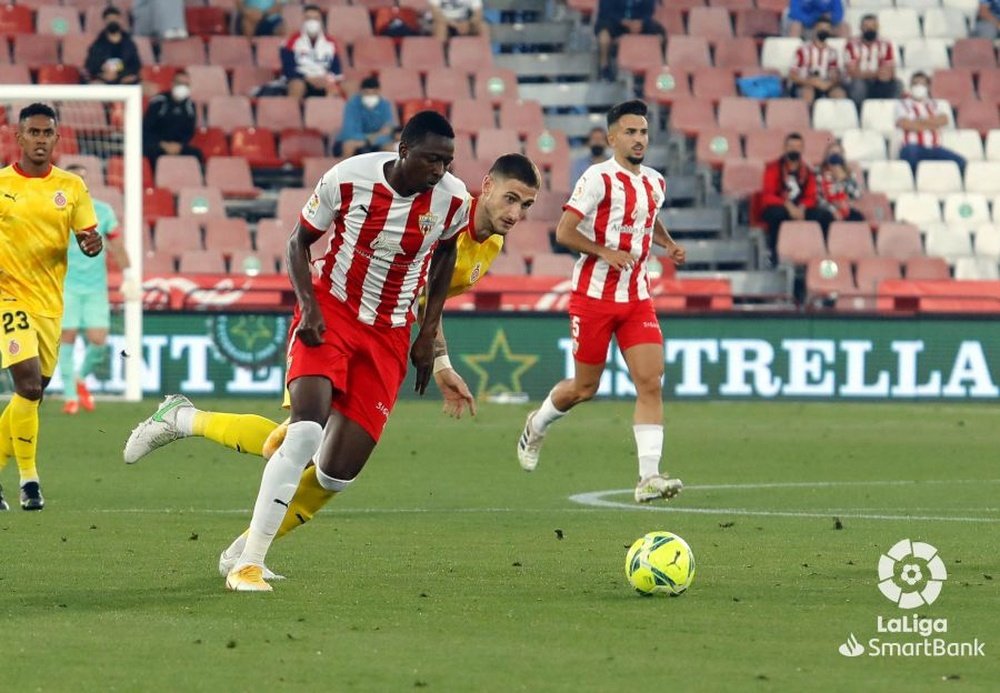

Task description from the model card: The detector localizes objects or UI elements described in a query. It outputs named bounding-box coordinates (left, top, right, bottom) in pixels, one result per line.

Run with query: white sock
left=531, top=393, right=567, bottom=435
left=237, top=421, right=323, bottom=568
left=175, top=405, right=197, bottom=435
left=222, top=531, right=247, bottom=560
left=634, top=424, right=663, bottom=479
left=314, top=465, right=354, bottom=492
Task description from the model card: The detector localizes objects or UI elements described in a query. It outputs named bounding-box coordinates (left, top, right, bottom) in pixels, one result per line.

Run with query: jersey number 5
left=1, top=311, right=29, bottom=334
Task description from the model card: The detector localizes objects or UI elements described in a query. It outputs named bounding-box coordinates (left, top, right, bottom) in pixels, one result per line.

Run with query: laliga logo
left=877, top=539, right=947, bottom=609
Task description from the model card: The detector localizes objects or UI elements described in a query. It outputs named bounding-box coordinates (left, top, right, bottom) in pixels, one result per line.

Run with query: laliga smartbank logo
left=838, top=539, right=986, bottom=659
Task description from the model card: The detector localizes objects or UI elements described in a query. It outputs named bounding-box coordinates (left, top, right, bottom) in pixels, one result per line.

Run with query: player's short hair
left=861, top=13, right=877, bottom=24
left=815, top=13, right=832, bottom=26
left=103, top=6, right=122, bottom=19
left=400, top=110, right=454, bottom=147
left=19, top=103, right=58, bottom=124
left=606, top=100, right=648, bottom=128
left=911, top=71, right=930, bottom=84
left=488, top=154, right=541, bottom=189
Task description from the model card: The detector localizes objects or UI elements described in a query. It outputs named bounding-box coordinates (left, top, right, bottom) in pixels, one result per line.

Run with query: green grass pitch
left=1, top=399, right=997, bottom=691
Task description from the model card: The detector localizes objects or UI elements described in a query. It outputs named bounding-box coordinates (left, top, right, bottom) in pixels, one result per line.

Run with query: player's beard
left=626, top=155, right=644, bottom=165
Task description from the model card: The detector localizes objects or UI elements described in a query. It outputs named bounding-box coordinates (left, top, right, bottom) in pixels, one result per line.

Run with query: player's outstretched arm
left=652, top=217, right=686, bottom=266
left=287, top=221, right=325, bottom=346
left=555, top=209, right=633, bottom=270
left=76, top=229, right=103, bottom=257
left=412, top=236, right=458, bottom=395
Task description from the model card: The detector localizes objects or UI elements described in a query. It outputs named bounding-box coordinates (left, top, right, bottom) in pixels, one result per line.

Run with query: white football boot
left=516, top=410, right=546, bottom=472
left=123, top=394, right=193, bottom=463
left=634, top=475, right=684, bottom=503
left=218, top=531, right=285, bottom=581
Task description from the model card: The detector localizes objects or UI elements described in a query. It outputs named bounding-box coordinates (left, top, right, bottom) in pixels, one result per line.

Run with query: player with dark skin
left=285, top=132, right=459, bottom=483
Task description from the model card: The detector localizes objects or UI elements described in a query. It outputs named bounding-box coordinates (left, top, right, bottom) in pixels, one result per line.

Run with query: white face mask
left=171, top=84, right=190, bottom=101
left=911, top=83, right=929, bottom=100
left=361, top=95, right=380, bottom=109
left=303, top=18, right=322, bottom=36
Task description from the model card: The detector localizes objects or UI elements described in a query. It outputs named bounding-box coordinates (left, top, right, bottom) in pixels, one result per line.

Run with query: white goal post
left=0, top=84, right=143, bottom=401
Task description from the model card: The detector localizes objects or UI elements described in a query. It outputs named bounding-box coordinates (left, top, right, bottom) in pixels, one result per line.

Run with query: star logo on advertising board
left=461, top=329, right=538, bottom=397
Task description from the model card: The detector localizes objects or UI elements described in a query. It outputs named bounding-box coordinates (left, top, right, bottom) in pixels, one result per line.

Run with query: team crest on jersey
left=53, top=191, right=67, bottom=208
left=8, top=339, right=19, bottom=356
left=469, top=262, right=482, bottom=284
left=418, top=212, right=439, bottom=235
left=304, top=192, right=321, bottom=219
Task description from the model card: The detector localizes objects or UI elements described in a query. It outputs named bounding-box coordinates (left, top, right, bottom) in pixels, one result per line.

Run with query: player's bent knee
left=15, top=383, right=44, bottom=401
left=281, top=421, right=324, bottom=462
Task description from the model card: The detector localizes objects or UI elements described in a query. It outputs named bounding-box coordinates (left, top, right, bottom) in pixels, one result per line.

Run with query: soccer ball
left=625, top=531, right=696, bottom=596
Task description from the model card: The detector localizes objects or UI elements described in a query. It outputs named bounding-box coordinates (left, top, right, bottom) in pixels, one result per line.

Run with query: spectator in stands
left=594, top=0, right=665, bottom=83
left=571, top=127, right=609, bottom=186
left=336, top=76, right=398, bottom=158
left=84, top=6, right=141, bottom=86
left=237, top=0, right=284, bottom=38
left=788, top=15, right=845, bottom=106
left=132, top=0, right=188, bottom=40
left=977, top=0, right=1000, bottom=38
left=815, top=141, right=864, bottom=223
left=281, top=4, right=344, bottom=101
left=142, top=71, right=201, bottom=167
left=787, top=0, right=846, bottom=38
left=895, top=72, right=965, bottom=176
left=845, top=14, right=898, bottom=108
left=759, top=132, right=833, bottom=264
left=429, top=0, right=487, bottom=41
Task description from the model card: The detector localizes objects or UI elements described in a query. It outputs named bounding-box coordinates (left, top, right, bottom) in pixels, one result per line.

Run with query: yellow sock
left=0, top=406, right=11, bottom=471
left=191, top=411, right=279, bottom=457
left=276, top=465, right=336, bottom=538
left=8, top=394, right=40, bottom=483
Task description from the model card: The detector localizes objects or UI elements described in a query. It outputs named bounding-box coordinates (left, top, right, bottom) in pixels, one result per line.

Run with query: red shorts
left=286, top=294, right=410, bottom=442
left=568, top=294, right=663, bottom=365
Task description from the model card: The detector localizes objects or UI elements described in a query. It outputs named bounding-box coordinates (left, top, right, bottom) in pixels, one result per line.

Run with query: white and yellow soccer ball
left=625, top=531, right=696, bottom=596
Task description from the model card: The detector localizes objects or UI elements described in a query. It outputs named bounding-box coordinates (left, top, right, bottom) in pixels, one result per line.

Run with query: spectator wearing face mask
left=788, top=15, right=845, bottom=107
left=571, top=127, right=609, bottom=186
left=815, top=141, right=864, bottom=223
left=84, top=6, right=141, bottom=85
left=281, top=4, right=344, bottom=101
left=336, top=76, right=398, bottom=158
left=759, top=132, right=834, bottom=264
left=895, top=72, right=965, bottom=176
left=142, top=71, right=202, bottom=166
left=845, top=14, right=897, bottom=108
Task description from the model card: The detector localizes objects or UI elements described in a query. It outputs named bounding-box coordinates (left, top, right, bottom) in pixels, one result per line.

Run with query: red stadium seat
left=764, top=98, right=811, bottom=131
left=666, top=36, right=711, bottom=70
left=617, top=34, right=665, bottom=76
left=231, top=127, right=281, bottom=167
left=498, top=99, right=545, bottom=138
left=232, top=66, right=276, bottom=97
left=36, top=6, right=83, bottom=35
left=205, top=156, right=259, bottom=198
left=718, top=97, right=763, bottom=134
left=177, top=187, right=228, bottom=219
left=0, top=5, right=33, bottom=36
left=208, top=36, right=254, bottom=68
left=325, top=6, right=372, bottom=46
left=696, top=128, right=742, bottom=169
left=37, top=64, right=82, bottom=85
left=53, top=126, right=79, bottom=157
left=777, top=221, right=826, bottom=265
left=714, top=38, right=760, bottom=71
left=255, top=218, right=292, bottom=257
left=279, top=128, right=326, bottom=167
left=721, top=158, right=765, bottom=197
left=256, top=97, right=303, bottom=131
left=448, top=36, right=493, bottom=73
left=931, top=68, right=975, bottom=105
left=502, top=220, right=555, bottom=258
left=956, top=100, right=1000, bottom=135
left=977, top=71, right=1000, bottom=106
left=155, top=155, right=204, bottom=191
left=450, top=157, right=489, bottom=195
left=371, top=7, right=421, bottom=40
left=654, top=8, right=686, bottom=37
left=806, top=257, right=858, bottom=301
left=530, top=253, right=576, bottom=277
left=188, top=65, right=231, bottom=104
left=377, top=67, right=424, bottom=102
left=524, top=129, right=570, bottom=171
left=473, top=68, right=519, bottom=104
left=904, top=256, right=949, bottom=279
left=207, top=96, right=254, bottom=132
left=229, top=249, right=279, bottom=276
left=668, top=97, right=716, bottom=137
left=204, top=217, right=253, bottom=252
left=160, top=37, right=207, bottom=67
left=400, top=37, right=445, bottom=73
left=58, top=154, right=104, bottom=184
left=452, top=133, right=474, bottom=161
left=744, top=129, right=785, bottom=161
left=304, top=97, right=346, bottom=135
left=855, top=256, right=901, bottom=297
left=109, top=157, right=154, bottom=191
left=185, top=6, right=229, bottom=37
left=399, top=98, right=449, bottom=124
left=141, top=65, right=179, bottom=96
left=425, top=68, right=472, bottom=103
left=688, top=7, right=733, bottom=41
left=451, top=98, right=496, bottom=135
left=951, top=39, right=997, bottom=70
left=276, top=187, right=309, bottom=225
left=143, top=188, right=177, bottom=224
left=803, top=129, right=836, bottom=167
left=827, top=222, right=876, bottom=261
left=877, top=222, right=924, bottom=260
left=302, top=157, right=339, bottom=187
left=155, top=218, right=203, bottom=254
left=735, top=8, right=782, bottom=40
left=13, top=35, right=60, bottom=67
left=253, top=36, right=284, bottom=70
left=475, top=128, right=521, bottom=162
left=191, top=126, right=230, bottom=160
left=643, top=68, right=691, bottom=106
left=350, top=37, right=397, bottom=70
left=691, top=67, right=737, bottom=104
left=179, top=250, right=227, bottom=274
left=855, top=192, right=893, bottom=228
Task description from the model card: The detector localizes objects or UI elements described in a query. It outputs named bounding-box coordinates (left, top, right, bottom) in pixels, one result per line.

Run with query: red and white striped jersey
left=300, top=152, right=470, bottom=328
left=845, top=38, right=895, bottom=73
left=791, top=42, right=841, bottom=80
left=894, top=97, right=943, bottom=147
left=563, top=158, right=666, bottom=303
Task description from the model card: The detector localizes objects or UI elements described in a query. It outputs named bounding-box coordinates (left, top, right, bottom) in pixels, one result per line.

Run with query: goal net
left=0, top=84, right=143, bottom=402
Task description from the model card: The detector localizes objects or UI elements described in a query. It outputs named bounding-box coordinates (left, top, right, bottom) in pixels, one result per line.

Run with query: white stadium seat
left=812, top=99, right=859, bottom=136
left=922, top=7, right=970, bottom=40
left=953, top=256, right=1000, bottom=280
left=974, top=223, right=1000, bottom=258
left=964, top=161, right=1000, bottom=195
left=943, top=193, right=991, bottom=225
left=842, top=128, right=887, bottom=167
left=895, top=192, right=943, bottom=226
left=924, top=223, right=972, bottom=263
left=895, top=0, right=942, bottom=9
left=984, top=130, right=1000, bottom=161
left=760, top=38, right=802, bottom=77
left=877, top=8, right=922, bottom=43
left=941, top=129, right=985, bottom=162
left=916, top=160, right=963, bottom=194
left=860, top=99, right=899, bottom=138
left=867, top=160, right=915, bottom=200
left=901, top=39, right=951, bottom=72
left=941, top=0, right=981, bottom=22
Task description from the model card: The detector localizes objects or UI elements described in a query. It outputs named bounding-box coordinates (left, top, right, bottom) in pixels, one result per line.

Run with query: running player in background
left=59, top=163, right=137, bottom=415
left=227, top=111, right=470, bottom=591
left=0, top=104, right=103, bottom=511
left=516, top=99, right=687, bottom=504
left=123, top=153, right=541, bottom=581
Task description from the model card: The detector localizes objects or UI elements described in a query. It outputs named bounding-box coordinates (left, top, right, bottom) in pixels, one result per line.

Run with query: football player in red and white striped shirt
left=516, top=100, right=687, bottom=504
left=895, top=72, right=966, bottom=176
left=845, top=14, right=898, bottom=106
left=226, top=111, right=470, bottom=592
left=788, top=15, right=846, bottom=106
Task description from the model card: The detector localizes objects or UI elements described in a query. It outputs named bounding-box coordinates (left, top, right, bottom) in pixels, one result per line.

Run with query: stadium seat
left=204, top=218, right=253, bottom=252
left=941, top=129, right=985, bottom=162
left=760, top=37, right=802, bottom=76
left=155, top=155, right=204, bottom=191
left=303, top=97, right=346, bottom=135
left=653, top=7, right=686, bottom=37
left=190, top=127, right=229, bottom=160
left=141, top=65, right=179, bottom=96
left=36, top=6, right=83, bottom=35
left=154, top=218, right=203, bottom=254
left=82, top=5, right=130, bottom=34
left=0, top=5, right=32, bottom=36
left=350, top=37, right=396, bottom=70
left=525, top=190, right=565, bottom=224
left=813, top=99, right=859, bottom=136
left=57, top=102, right=107, bottom=130
left=325, top=5, right=372, bottom=46
left=188, top=65, right=231, bottom=104
left=688, top=7, right=734, bottom=41
left=643, top=68, right=691, bottom=106
left=178, top=187, right=227, bottom=220
left=473, top=68, right=519, bottom=104
left=964, top=161, right=1000, bottom=195
left=978, top=71, right=1000, bottom=106
left=925, top=223, right=973, bottom=264
left=206, top=156, right=258, bottom=198
left=254, top=218, right=291, bottom=257
left=275, top=187, right=309, bottom=226
left=207, top=96, right=254, bottom=132
left=943, top=192, right=990, bottom=225
left=802, top=129, right=834, bottom=167
left=696, top=128, right=742, bottom=169
left=744, top=130, right=785, bottom=162
left=449, top=158, right=490, bottom=195
left=877, top=222, right=924, bottom=259
left=185, top=6, right=229, bottom=37
left=0, top=64, right=30, bottom=84
left=279, top=128, right=325, bottom=166
left=859, top=99, right=899, bottom=138
left=764, top=99, right=810, bottom=132
left=377, top=67, right=424, bottom=102
left=900, top=39, right=950, bottom=72
left=232, top=66, right=276, bottom=97
left=58, top=154, right=103, bottom=183
left=841, top=129, right=886, bottom=169
left=302, top=157, right=339, bottom=187
left=228, top=249, right=275, bottom=276
left=854, top=256, right=902, bottom=298
left=922, top=7, right=971, bottom=39
left=400, top=36, right=445, bottom=73
left=930, top=68, right=975, bottom=106
left=721, top=158, right=765, bottom=197
left=253, top=36, right=284, bottom=70
left=179, top=250, right=227, bottom=274
left=855, top=192, right=893, bottom=227
left=482, top=252, right=527, bottom=276
left=617, top=34, right=665, bottom=76
left=777, top=221, right=826, bottom=265
left=953, top=256, right=999, bottom=280
left=951, top=38, right=997, bottom=70
left=451, top=98, right=496, bottom=135
left=828, top=222, right=876, bottom=261
left=256, top=97, right=303, bottom=131
left=987, top=131, right=1000, bottom=161
left=974, top=223, right=1000, bottom=258
left=904, top=255, right=950, bottom=279
left=447, top=36, right=493, bottom=74
left=691, top=67, right=737, bottom=104
left=867, top=161, right=915, bottom=201
left=713, top=38, right=759, bottom=72
left=666, top=36, right=711, bottom=70
left=524, top=129, right=570, bottom=170
left=734, top=9, right=781, bottom=40
left=805, top=257, right=858, bottom=300
left=915, top=161, right=963, bottom=194
left=111, top=157, right=154, bottom=192
left=895, top=192, right=942, bottom=226
left=231, top=127, right=280, bottom=167
left=717, top=97, right=762, bottom=134
left=502, top=220, right=556, bottom=259
left=37, top=64, right=82, bottom=85
left=160, top=37, right=207, bottom=66
left=877, top=8, right=921, bottom=43
left=399, top=98, right=448, bottom=124
left=667, top=97, right=716, bottom=137
left=425, top=68, right=472, bottom=103
left=498, top=100, right=545, bottom=138
left=13, top=35, right=59, bottom=66
left=530, top=253, right=577, bottom=277
left=956, top=100, right=1000, bottom=135
left=208, top=36, right=254, bottom=68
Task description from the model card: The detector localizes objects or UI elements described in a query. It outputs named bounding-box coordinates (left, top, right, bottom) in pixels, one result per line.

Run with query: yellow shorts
left=0, top=301, right=60, bottom=378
